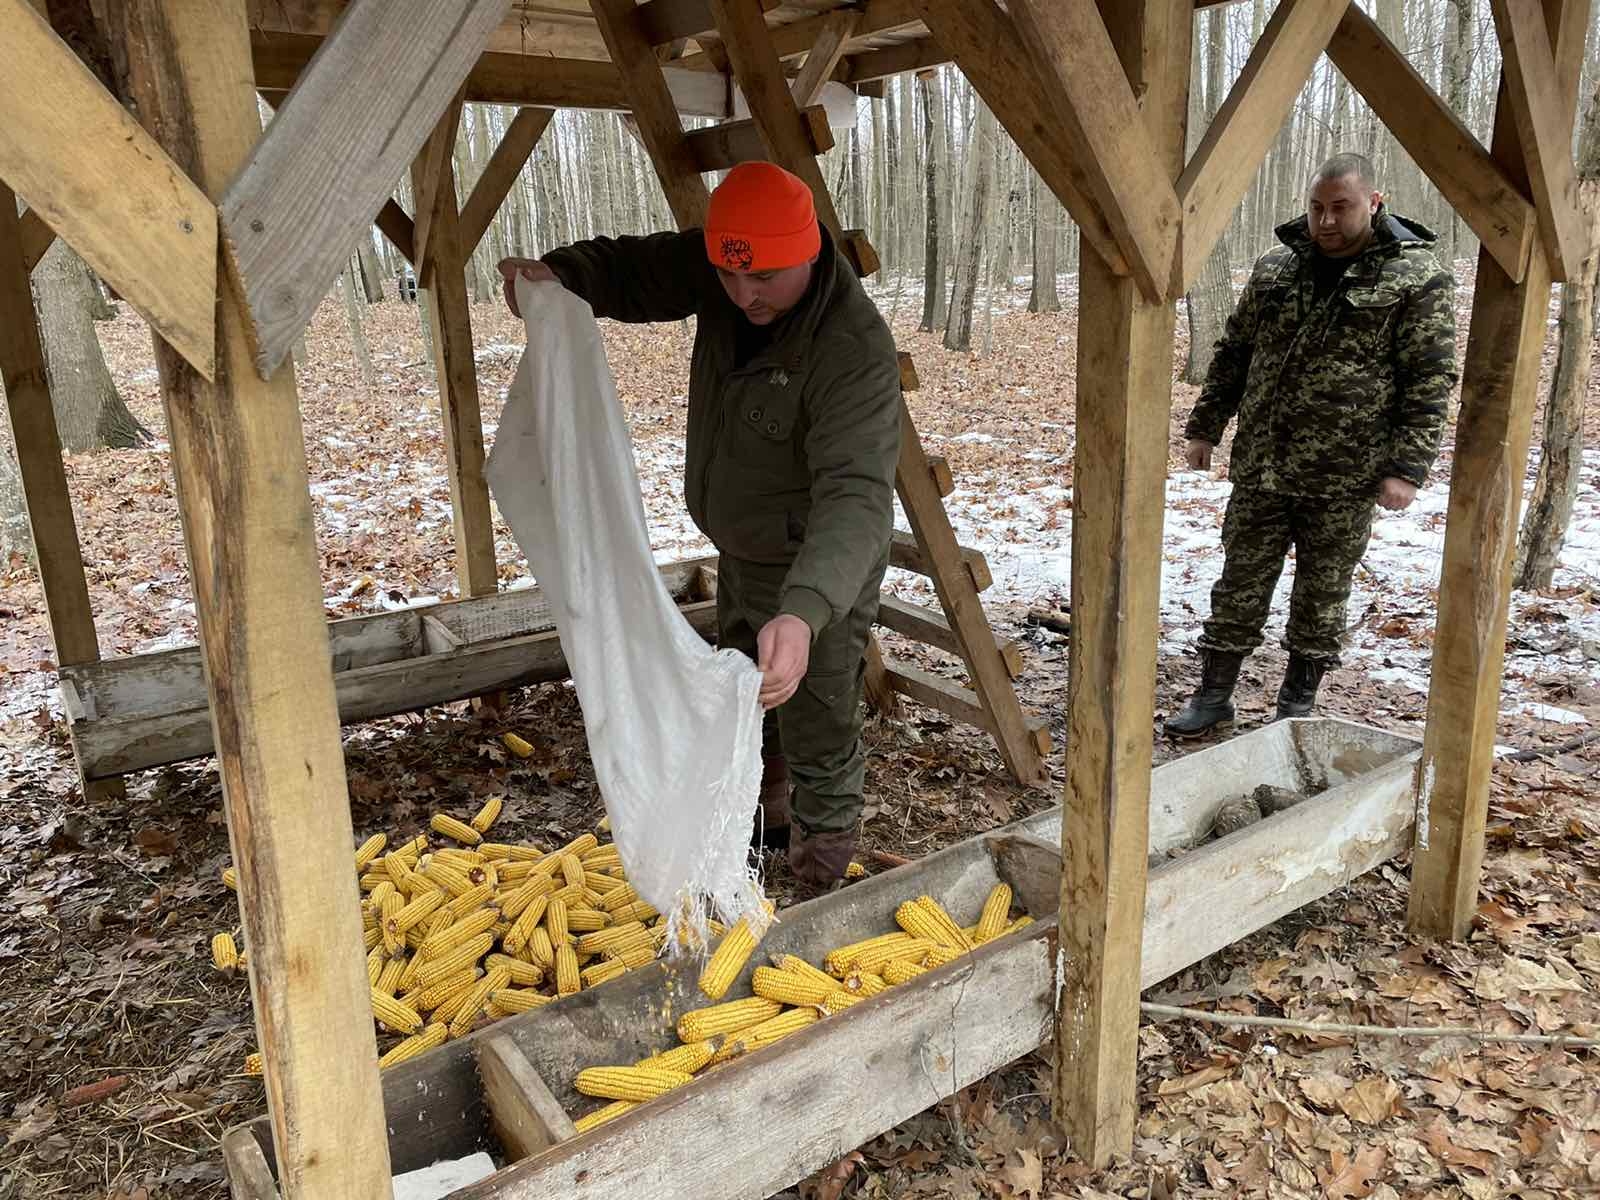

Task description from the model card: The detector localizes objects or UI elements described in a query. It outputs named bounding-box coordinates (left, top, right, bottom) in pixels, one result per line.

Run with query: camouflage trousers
left=715, top=553, right=886, bottom=835
left=1198, top=486, right=1374, bottom=664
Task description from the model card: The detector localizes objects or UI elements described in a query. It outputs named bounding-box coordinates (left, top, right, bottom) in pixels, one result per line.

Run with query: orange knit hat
left=704, top=162, right=822, bottom=272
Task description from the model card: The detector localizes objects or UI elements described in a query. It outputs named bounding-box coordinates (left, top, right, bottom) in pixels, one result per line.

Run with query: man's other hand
left=1377, top=477, right=1419, bottom=511
left=1185, top=439, right=1215, bottom=471
left=497, top=258, right=557, bottom=318
left=756, top=614, right=811, bottom=710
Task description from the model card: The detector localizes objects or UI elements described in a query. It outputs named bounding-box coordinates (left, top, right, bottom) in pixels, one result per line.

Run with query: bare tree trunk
left=342, top=260, right=375, bottom=387
left=0, top=431, right=31, bottom=561
left=944, top=101, right=992, bottom=352
left=33, top=239, right=150, bottom=451
left=357, top=237, right=386, bottom=302
left=918, top=70, right=947, bottom=331
left=1028, top=172, right=1061, bottom=313
left=1441, top=0, right=1474, bottom=266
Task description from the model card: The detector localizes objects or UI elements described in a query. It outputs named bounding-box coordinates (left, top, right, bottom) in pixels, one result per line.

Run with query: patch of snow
left=1512, top=702, right=1588, bottom=726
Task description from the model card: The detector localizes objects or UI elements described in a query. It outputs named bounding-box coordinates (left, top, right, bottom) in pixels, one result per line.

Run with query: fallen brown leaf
left=1319, top=1145, right=1386, bottom=1199
left=1156, top=1064, right=1232, bottom=1095
left=1338, top=1077, right=1401, bottom=1126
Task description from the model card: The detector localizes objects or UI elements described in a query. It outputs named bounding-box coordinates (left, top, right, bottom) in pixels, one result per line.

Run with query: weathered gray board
left=226, top=718, right=1419, bottom=1199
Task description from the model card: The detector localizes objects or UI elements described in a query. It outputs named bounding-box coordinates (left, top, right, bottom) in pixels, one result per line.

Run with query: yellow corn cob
left=774, top=954, right=838, bottom=990
left=574, top=1100, right=637, bottom=1134
left=558, top=855, right=584, bottom=890
left=380, top=892, right=406, bottom=955
left=431, top=982, right=481, bottom=1027
left=407, top=909, right=454, bottom=953
left=637, top=1040, right=717, bottom=1075
left=594, top=814, right=612, bottom=834
left=433, top=846, right=486, bottom=866
left=364, top=925, right=383, bottom=952
left=605, top=939, right=656, bottom=970
left=499, top=875, right=556, bottom=920
left=502, top=731, right=534, bottom=758
left=546, top=897, right=570, bottom=943
left=895, top=897, right=974, bottom=952
left=444, top=883, right=496, bottom=921
left=354, top=832, right=387, bottom=870
left=359, top=872, right=390, bottom=893
left=1007, top=915, right=1035, bottom=934
left=975, top=883, right=1013, bottom=943
left=420, top=907, right=499, bottom=959
left=555, top=944, right=581, bottom=996
left=566, top=907, right=609, bottom=933
left=221, top=866, right=238, bottom=891
left=575, top=1066, right=693, bottom=1102
left=751, top=965, right=832, bottom=1007
left=414, top=968, right=481, bottom=1012
left=577, top=922, right=649, bottom=955
left=416, top=933, right=496, bottom=987
left=375, top=956, right=406, bottom=996
left=527, top=927, right=556, bottom=969
left=823, top=932, right=912, bottom=976
left=378, top=1023, right=447, bottom=1069
left=923, top=945, right=963, bottom=969
left=698, top=903, right=772, bottom=1001
left=387, top=890, right=446, bottom=941
left=580, top=844, right=622, bottom=866
left=367, top=944, right=387, bottom=986
left=398, top=834, right=430, bottom=858
left=368, top=880, right=396, bottom=911
left=712, top=1008, right=819, bottom=1063
left=883, top=959, right=928, bottom=985
left=420, top=860, right=486, bottom=899
left=847, top=971, right=887, bottom=998
left=585, top=870, right=627, bottom=894
left=494, top=860, right=540, bottom=885
left=675, top=997, right=782, bottom=1042
left=370, top=990, right=423, bottom=1034
left=581, top=958, right=626, bottom=988
left=470, top=796, right=503, bottom=834
left=396, top=943, right=431, bottom=993
left=431, top=813, right=483, bottom=846
left=850, top=937, right=938, bottom=976
left=477, top=842, right=512, bottom=861
left=211, top=933, right=240, bottom=973
left=382, top=852, right=417, bottom=891
left=561, top=833, right=600, bottom=858
left=845, top=861, right=867, bottom=879
left=485, top=954, right=543, bottom=987
left=491, top=987, right=553, bottom=1014
left=598, top=883, right=641, bottom=913
left=243, top=1052, right=263, bottom=1076
left=820, top=989, right=863, bottom=1016
left=502, top=895, right=550, bottom=955
left=447, top=966, right=512, bottom=1038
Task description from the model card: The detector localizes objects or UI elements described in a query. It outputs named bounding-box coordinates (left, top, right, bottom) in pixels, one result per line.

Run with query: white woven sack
left=485, top=278, right=767, bottom=945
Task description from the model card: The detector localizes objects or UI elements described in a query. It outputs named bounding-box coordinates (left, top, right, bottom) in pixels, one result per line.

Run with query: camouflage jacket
left=1186, top=208, right=1457, bottom=499
left=541, top=224, right=900, bottom=638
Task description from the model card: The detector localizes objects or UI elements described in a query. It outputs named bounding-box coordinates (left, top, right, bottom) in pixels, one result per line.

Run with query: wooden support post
left=375, top=199, right=417, bottom=267
left=112, top=1, right=392, bottom=1196
left=18, top=206, right=56, bottom=272
left=684, top=106, right=834, bottom=174
left=458, top=107, right=553, bottom=254
left=1054, top=0, right=1188, bottom=1166
left=791, top=10, right=857, bottom=105
left=411, top=125, right=498, bottom=602
left=1408, top=0, right=1586, bottom=940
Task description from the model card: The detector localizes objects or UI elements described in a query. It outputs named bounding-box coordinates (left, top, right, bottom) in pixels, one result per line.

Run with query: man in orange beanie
left=498, top=162, right=900, bottom=891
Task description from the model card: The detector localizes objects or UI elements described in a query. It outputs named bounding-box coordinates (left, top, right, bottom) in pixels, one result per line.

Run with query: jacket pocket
left=801, top=663, right=860, bottom=709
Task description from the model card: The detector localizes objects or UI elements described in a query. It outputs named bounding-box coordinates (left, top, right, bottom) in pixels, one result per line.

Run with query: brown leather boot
left=753, top=755, right=791, bottom=850
left=788, top=826, right=857, bottom=893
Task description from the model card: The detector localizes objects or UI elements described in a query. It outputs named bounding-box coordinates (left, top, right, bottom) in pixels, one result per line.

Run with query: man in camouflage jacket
left=1166, top=153, right=1457, bottom=737
left=497, top=163, right=900, bottom=888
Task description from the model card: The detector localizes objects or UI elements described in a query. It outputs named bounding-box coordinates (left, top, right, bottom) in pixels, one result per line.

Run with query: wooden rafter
left=683, top=106, right=835, bottom=173
left=0, top=0, right=216, bottom=378
left=634, top=0, right=776, bottom=45
left=223, top=0, right=511, bottom=378
left=460, top=107, right=555, bottom=254
left=678, top=0, right=923, bottom=71
left=1324, top=5, right=1537, bottom=283
left=836, top=35, right=948, bottom=85
left=792, top=10, right=858, bottom=104
left=18, top=206, right=55, bottom=272
left=413, top=92, right=468, bottom=285
left=1176, top=0, right=1351, bottom=292
left=375, top=198, right=417, bottom=267
left=1487, top=0, right=1586, bottom=281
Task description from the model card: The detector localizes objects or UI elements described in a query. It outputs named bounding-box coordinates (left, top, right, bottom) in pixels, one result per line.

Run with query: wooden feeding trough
left=221, top=717, right=1419, bottom=1199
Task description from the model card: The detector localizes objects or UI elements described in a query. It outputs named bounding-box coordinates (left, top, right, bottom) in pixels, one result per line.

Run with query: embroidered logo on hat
left=720, top=236, right=754, bottom=271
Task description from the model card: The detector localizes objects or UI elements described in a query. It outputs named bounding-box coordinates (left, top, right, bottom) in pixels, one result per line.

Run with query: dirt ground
left=1, top=280, right=1597, bottom=1199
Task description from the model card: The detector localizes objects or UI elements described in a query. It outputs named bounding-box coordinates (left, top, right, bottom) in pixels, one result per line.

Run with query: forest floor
left=1, top=269, right=1598, bottom=1199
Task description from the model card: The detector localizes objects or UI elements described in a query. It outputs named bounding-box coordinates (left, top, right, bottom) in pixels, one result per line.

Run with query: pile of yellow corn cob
left=568, top=884, right=1033, bottom=1133
left=218, top=802, right=726, bottom=1073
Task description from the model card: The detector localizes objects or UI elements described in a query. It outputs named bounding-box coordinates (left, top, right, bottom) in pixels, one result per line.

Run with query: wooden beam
left=18, top=206, right=55, bottom=273
left=876, top=595, right=1023, bottom=678
left=110, top=1, right=392, bottom=1195
left=1408, top=0, right=1585, bottom=941
left=889, top=528, right=991, bottom=592
left=677, top=0, right=923, bottom=70
left=1007, top=0, right=1181, bottom=303
left=634, top=0, right=777, bottom=45
left=459, top=107, right=554, bottom=255
left=0, top=186, right=99, bottom=669
left=477, top=1034, right=578, bottom=1160
left=792, top=10, right=858, bottom=103
left=1054, top=0, right=1188, bottom=1166
left=221, top=1127, right=280, bottom=1200
left=883, top=657, right=989, bottom=727
left=412, top=93, right=466, bottom=285
left=374, top=199, right=416, bottom=267
left=591, top=0, right=710, bottom=228
left=1176, top=0, right=1351, bottom=292
left=912, top=0, right=1129, bottom=277
left=836, top=34, right=949, bottom=85
left=0, top=0, right=216, bottom=378
left=222, top=0, right=511, bottom=378
left=683, top=105, right=834, bottom=173
left=1486, top=0, right=1586, bottom=281
left=246, top=0, right=612, bottom=60
left=1324, top=6, right=1536, bottom=283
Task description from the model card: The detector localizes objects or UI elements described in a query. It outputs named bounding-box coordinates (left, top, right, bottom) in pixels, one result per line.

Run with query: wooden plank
left=634, top=0, right=777, bottom=44
left=1006, top=0, right=1181, bottom=303
left=245, top=0, right=612, bottom=60
left=792, top=10, right=858, bottom=103
left=676, top=0, right=924, bottom=70
left=374, top=199, right=416, bottom=267
left=897, top=351, right=920, bottom=392
left=18, top=206, right=55, bottom=273
left=1055, top=0, right=1188, bottom=1166
left=875, top=595, right=1021, bottom=677
left=926, top=454, right=954, bottom=496
left=841, top=229, right=881, bottom=278
left=861, top=631, right=904, bottom=718
left=459, top=107, right=554, bottom=255
left=1324, top=6, right=1536, bottom=283
left=221, top=1126, right=281, bottom=1200
left=591, top=0, right=710, bottom=228
left=888, top=528, right=991, bottom=592
left=0, top=186, right=99, bottom=669
left=683, top=105, right=834, bottom=174
left=911, top=0, right=1129, bottom=276
left=1176, top=0, right=1351, bottom=292
left=477, top=1034, right=578, bottom=1160
left=883, top=657, right=989, bottom=728
left=251, top=34, right=732, bottom=118
left=0, top=0, right=216, bottom=379
left=837, top=35, right=949, bottom=85
left=1408, top=0, right=1585, bottom=942
left=1486, top=0, right=1585, bottom=281
left=221, top=0, right=511, bottom=377
left=421, top=615, right=464, bottom=655
left=411, top=92, right=466, bottom=286
left=110, top=4, right=393, bottom=1196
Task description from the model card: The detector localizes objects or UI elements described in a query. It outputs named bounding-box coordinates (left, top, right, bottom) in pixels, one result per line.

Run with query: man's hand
left=1377, top=477, right=1419, bottom=511
left=497, top=258, right=558, bottom=318
left=756, top=614, right=811, bottom=710
left=1185, top=439, right=1215, bottom=471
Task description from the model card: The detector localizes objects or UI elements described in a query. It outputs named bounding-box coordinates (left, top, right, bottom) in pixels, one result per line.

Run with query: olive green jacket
left=1186, top=208, right=1458, bottom=499
left=542, top=225, right=901, bottom=637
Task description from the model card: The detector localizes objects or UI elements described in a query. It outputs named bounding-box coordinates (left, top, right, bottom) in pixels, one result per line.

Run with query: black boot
left=1163, top=650, right=1245, bottom=738
left=751, top=754, right=791, bottom=850
left=1276, top=654, right=1329, bottom=719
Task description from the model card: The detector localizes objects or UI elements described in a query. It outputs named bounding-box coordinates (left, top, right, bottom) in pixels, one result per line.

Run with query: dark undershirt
left=1311, top=251, right=1355, bottom=303
left=733, top=313, right=775, bottom=369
